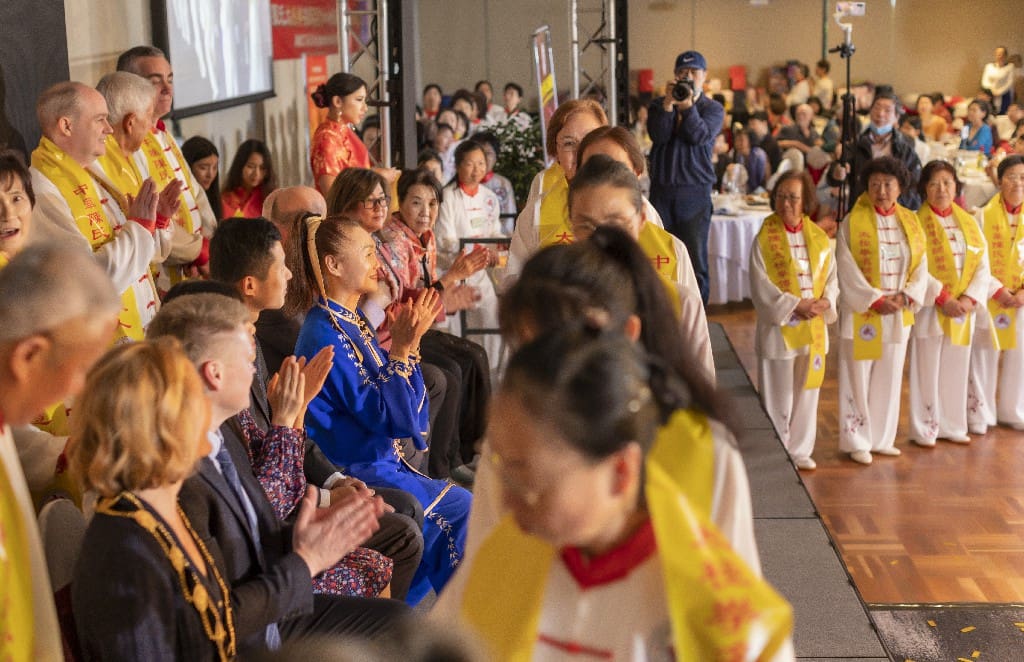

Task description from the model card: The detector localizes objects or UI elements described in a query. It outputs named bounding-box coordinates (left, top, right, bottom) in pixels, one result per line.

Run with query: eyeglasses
left=557, top=139, right=580, bottom=154
left=362, top=195, right=391, bottom=210
left=776, top=194, right=802, bottom=203
left=1004, top=174, right=1024, bottom=184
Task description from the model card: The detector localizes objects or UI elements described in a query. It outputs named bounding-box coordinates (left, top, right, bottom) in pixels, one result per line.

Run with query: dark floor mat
left=870, top=605, right=1024, bottom=661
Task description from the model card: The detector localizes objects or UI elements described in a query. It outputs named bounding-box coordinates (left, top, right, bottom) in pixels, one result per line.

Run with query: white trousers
left=908, top=335, right=970, bottom=442
left=838, top=337, right=909, bottom=453
left=968, top=322, right=1024, bottom=427
left=758, top=353, right=820, bottom=461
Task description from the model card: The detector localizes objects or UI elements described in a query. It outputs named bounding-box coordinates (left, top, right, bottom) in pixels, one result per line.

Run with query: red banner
left=271, top=0, right=338, bottom=60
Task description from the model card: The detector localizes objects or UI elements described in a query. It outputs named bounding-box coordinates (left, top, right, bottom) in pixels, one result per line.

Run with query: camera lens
left=672, top=80, right=693, bottom=102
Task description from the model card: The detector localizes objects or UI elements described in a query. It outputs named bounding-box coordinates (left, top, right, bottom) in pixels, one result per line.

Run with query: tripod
left=829, top=12, right=858, bottom=219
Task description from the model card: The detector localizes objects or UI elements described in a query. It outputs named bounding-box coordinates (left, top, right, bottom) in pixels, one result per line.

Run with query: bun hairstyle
left=502, top=329, right=671, bottom=460
left=312, top=72, right=367, bottom=109
left=500, top=225, right=723, bottom=424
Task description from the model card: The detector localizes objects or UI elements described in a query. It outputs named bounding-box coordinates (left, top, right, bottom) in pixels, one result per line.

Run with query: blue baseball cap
left=675, top=51, right=707, bottom=72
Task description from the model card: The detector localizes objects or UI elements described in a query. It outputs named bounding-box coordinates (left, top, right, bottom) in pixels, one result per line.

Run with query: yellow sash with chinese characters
left=31, top=137, right=148, bottom=343
left=982, top=194, right=1024, bottom=350
left=848, top=194, right=925, bottom=360
left=459, top=409, right=792, bottom=661
left=918, top=203, right=984, bottom=346
left=757, top=214, right=832, bottom=389
left=95, top=134, right=142, bottom=210
left=537, top=163, right=574, bottom=247
left=637, top=222, right=683, bottom=317
left=143, top=130, right=203, bottom=288
left=0, top=436, right=34, bottom=662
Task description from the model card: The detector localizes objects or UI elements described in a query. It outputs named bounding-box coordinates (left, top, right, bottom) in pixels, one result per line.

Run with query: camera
left=672, top=79, right=694, bottom=102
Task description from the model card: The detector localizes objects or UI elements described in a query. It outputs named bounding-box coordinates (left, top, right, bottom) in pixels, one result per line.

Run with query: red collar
left=459, top=182, right=480, bottom=196
left=155, top=119, right=167, bottom=133
left=1005, top=201, right=1023, bottom=215
left=481, top=171, right=495, bottom=184
left=930, top=204, right=954, bottom=218
left=783, top=220, right=803, bottom=233
left=560, top=518, right=655, bottom=589
left=874, top=205, right=897, bottom=216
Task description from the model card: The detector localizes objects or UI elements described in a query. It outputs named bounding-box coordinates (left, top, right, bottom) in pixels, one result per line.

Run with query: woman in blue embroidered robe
left=288, top=214, right=470, bottom=605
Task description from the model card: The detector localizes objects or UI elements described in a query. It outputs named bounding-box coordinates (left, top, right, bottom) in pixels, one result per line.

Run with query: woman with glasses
left=836, top=157, right=929, bottom=465
left=434, top=141, right=505, bottom=369
left=750, top=171, right=837, bottom=470
left=907, top=161, right=989, bottom=447
left=506, top=99, right=608, bottom=279
left=969, top=155, right=1024, bottom=434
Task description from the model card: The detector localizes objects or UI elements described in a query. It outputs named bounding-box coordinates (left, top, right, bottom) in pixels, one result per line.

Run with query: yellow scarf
left=537, top=163, right=574, bottom=247
left=982, top=193, right=1024, bottom=350
left=847, top=193, right=925, bottom=360
left=460, top=409, right=792, bottom=660
left=0, top=439, right=34, bottom=662
left=143, top=130, right=203, bottom=289
left=95, top=134, right=142, bottom=210
left=31, top=137, right=149, bottom=343
left=637, top=221, right=685, bottom=317
left=757, top=214, right=831, bottom=388
left=918, top=203, right=985, bottom=346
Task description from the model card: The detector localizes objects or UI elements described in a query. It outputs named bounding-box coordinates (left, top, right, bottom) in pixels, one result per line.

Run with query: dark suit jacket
left=178, top=426, right=314, bottom=654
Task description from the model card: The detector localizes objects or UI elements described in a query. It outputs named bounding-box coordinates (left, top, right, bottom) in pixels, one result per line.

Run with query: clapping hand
left=267, top=356, right=306, bottom=428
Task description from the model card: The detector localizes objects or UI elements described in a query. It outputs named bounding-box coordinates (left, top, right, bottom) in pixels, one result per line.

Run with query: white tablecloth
left=707, top=207, right=771, bottom=304
left=961, top=175, right=997, bottom=211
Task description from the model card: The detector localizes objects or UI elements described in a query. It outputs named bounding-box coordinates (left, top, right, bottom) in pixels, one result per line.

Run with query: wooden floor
left=709, top=302, right=1024, bottom=605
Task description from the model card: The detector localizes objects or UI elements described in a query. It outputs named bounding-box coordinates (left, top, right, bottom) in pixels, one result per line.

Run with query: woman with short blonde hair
left=69, top=339, right=236, bottom=661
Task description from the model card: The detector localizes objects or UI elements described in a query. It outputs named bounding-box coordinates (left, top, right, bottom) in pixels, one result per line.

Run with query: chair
left=38, top=497, right=87, bottom=661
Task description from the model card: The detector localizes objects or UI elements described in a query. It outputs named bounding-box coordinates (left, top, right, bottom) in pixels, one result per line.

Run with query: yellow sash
left=143, top=131, right=204, bottom=288
left=757, top=214, right=831, bottom=389
left=537, top=163, right=574, bottom=247
left=460, top=409, right=792, bottom=660
left=847, top=194, right=925, bottom=360
left=918, top=204, right=985, bottom=346
left=0, top=449, right=34, bottom=662
left=637, top=222, right=683, bottom=317
left=31, top=137, right=149, bottom=343
left=982, top=193, right=1024, bottom=350
left=95, top=134, right=142, bottom=211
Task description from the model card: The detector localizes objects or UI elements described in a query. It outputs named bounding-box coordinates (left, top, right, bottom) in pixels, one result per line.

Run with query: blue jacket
left=648, top=93, right=725, bottom=191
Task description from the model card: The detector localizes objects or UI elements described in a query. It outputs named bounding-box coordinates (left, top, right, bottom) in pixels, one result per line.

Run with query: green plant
left=492, top=117, right=545, bottom=210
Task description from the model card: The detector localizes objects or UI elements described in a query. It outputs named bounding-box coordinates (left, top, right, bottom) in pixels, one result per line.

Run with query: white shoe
left=874, top=447, right=902, bottom=456
left=794, top=457, right=817, bottom=470
left=968, top=423, right=988, bottom=435
left=911, top=438, right=936, bottom=448
left=942, top=435, right=971, bottom=444
left=850, top=450, right=873, bottom=465
left=1000, top=420, right=1024, bottom=431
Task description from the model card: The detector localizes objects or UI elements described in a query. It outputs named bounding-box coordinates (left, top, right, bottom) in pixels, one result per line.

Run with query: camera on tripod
left=672, top=79, right=695, bottom=102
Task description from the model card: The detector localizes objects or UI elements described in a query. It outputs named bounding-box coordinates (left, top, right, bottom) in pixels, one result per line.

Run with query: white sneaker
left=874, top=447, right=902, bottom=456
left=1000, top=420, right=1024, bottom=431
left=794, top=457, right=817, bottom=470
left=850, top=450, right=873, bottom=465
left=943, top=435, right=971, bottom=444
left=911, top=438, right=936, bottom=448
left=968, top=423, right=988, bottom=435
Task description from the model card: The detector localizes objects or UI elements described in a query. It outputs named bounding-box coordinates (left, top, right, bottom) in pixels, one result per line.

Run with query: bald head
left=0, top=244, right=119, bottom=343
left=262, top=186, right=326, bottom=244
left=36, top=82, right=112, bottom=165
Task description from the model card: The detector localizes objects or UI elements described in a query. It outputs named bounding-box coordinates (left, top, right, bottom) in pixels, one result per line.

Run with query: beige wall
left=417, top=0, right=1022, bottom=108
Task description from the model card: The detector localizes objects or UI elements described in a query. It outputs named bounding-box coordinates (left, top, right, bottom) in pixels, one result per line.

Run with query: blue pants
left=650, top=184, right=713, bottom=305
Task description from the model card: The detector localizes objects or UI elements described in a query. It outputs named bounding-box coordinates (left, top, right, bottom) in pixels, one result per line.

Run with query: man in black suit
left=208, top=216, right=425, bottom=600
left=149, top=294, right=410, bottom=655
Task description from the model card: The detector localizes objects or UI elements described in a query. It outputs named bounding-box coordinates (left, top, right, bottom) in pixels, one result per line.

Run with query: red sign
left=306, top=55, right=330, bottom=142
left=271, top=0, right=338, bottom=60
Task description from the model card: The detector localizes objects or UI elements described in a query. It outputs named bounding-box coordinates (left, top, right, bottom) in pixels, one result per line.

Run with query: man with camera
left=648, top=50, right=725, bottom=305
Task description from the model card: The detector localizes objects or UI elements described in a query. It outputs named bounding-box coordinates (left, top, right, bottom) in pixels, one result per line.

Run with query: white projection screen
left=152, top=0, right=275, bottom=118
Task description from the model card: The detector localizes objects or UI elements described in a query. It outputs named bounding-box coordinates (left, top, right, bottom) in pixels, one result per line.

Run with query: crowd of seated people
left=5, top=33, right=1024, bottom=661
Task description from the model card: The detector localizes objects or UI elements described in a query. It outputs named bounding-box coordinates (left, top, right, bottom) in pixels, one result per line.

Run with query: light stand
left=828, top=4, right=861, bottom=219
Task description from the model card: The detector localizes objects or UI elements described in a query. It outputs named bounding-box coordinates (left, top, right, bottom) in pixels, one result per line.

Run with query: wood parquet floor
left=709, top=302, right=1024, bottom=605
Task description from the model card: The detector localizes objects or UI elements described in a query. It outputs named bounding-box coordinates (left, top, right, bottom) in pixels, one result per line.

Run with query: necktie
left=213, top=439, right=281, bottom=650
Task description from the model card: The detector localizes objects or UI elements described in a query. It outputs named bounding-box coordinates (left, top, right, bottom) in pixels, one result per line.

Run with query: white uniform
left=909, top=212, right=990, bottom=444
left=0, top=424, right=63, bottom=661
left=750, top=226, right=838, bottom=463
left=435, top=183, right=504, bottom=369
left=836, top=210, right=929, bottom=454
left=31, top=165, right=170, bottom=333
left=968, top=207, right=1024, bottom=431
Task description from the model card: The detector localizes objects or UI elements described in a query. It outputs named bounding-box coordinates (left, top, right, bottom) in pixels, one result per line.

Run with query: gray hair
left=262, top=186, right=326, bottom=230
left=0, top=245, right=120, bottom=342
left=96, top=72, right=156, bottom=126
left=36, top=81, right=88, bottom=131
left=116, top=45, right=166, bottom=75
